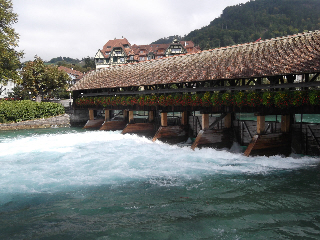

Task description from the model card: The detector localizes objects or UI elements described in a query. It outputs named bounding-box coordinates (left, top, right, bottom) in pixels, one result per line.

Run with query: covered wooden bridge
left=71, top=30, right=320, bottom=156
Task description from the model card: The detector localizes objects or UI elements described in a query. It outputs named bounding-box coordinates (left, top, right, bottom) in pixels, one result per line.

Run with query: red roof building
left=94, top=38, right=200, bottom=69
left=58, top=66, right=84, bottom=85
left=72, top=30, right=320, bottom=92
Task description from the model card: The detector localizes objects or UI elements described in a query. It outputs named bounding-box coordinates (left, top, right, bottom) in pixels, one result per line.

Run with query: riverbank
left=0, top=114, right=70, bottom=130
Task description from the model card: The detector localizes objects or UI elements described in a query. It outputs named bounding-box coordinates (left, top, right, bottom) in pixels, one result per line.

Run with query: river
left=0, top=128, right=320, bottom=239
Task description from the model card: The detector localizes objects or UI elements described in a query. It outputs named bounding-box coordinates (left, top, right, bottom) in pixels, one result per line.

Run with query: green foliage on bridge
left=75, top=90, right=320, bottom=109
left=0, top=100, right=65, bottom=123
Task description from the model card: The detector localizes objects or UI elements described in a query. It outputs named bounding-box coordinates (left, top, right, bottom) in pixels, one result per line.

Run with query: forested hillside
left=152, top=35, right=184, bottom=44
left=154, top=0, right=320, bottom=50
left=44, top=57, right=95, bottom=73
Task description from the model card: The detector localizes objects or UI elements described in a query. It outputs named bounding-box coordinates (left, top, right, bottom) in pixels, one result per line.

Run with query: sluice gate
left=78, top=108, right=320, bottom=157
left=70, top=30, right=320, bottom=156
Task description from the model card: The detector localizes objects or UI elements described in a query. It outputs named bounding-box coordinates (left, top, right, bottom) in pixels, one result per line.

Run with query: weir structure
left=70, top=30, right=320, bottom=156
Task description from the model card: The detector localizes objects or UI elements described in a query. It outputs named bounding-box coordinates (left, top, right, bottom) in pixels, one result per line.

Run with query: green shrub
left=0, top=100, right=65, bottom=123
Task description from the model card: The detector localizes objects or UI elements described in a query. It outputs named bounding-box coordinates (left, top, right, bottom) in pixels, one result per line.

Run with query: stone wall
left=68, top=109, right=89, bottom=127
left=0, top=114, right=70, bottom=131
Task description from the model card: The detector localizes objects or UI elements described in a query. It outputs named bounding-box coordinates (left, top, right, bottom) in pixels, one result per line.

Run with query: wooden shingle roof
left=71, top=30, right=320, bottom=91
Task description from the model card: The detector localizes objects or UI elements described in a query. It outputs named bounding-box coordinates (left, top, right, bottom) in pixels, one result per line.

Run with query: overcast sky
left=12, top=0, right=249, bottom=62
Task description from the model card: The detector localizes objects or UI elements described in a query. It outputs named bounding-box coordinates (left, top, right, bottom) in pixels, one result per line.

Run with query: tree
left=0, top=0, right=23, bottom=84
left=83, top=56, right=95, bottom=70
left=20, top=57, right=70, bottom=102
left=180, top=0, right=320, bottom=49
left=8, top=85, right=29, bottom=100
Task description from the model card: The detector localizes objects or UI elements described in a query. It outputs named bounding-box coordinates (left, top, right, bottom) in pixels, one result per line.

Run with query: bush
left=0, top=100, right=65, bottom=123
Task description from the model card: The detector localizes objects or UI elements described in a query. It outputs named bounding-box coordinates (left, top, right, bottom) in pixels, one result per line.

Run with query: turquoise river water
left=0, top=128, right=320, bottom=239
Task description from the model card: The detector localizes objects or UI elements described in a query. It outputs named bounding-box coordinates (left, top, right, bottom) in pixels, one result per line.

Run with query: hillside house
left=94, top=38, right=200, bottom=69
left=58, top=66, right=84, bottom=85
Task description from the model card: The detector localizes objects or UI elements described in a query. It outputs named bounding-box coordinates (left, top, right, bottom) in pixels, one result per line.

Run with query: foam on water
left=0, top=130, right=319, bottom=197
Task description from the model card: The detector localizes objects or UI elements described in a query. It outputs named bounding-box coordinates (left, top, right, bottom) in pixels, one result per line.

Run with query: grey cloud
left=12, top=0, right=249, bottom=61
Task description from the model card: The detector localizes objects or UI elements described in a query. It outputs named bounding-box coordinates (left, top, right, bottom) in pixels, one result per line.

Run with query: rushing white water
left=1, top=129, right=320, bottom=239
left=0, top=130, right=319, bottom=197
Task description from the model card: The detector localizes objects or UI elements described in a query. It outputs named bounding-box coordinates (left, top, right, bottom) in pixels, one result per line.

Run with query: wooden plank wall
left=83, top=119, right=105, bottom=129
left=292, top=123, right=320, bottom=156
left=189, top=116, right=226, bottom=137
left=152, top=126, right=188, bottom=144
left=100, top=121, right=127, bottom=131
left=236, top=121, right=320, bottom=156
left=233, top=120, right=282, bottom=145
left=191, top=128, right=234, bottom=150
left=121, top=123, right=157, bottom=138
left=244, top=133, right=291, bottom=157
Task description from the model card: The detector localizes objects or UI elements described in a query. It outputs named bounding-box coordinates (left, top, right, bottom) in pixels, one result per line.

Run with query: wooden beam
left=129, top=111, right=134, bottom=123
left=310, top=73, right=320, bottom=82
left=161, top=112, right=167, bottom=127
left=224, top=113, right=232, bottom=128
left=82, top=80, right=320, bottom=97
left=148, top=111, right=154, bottom=122
left=202, top=114, right=209, bottom=130
left=123, top=110, right=128, bottom=121
left=257, top=115, right=265, bottom=134
left=105, top=110, right=110, bottom=121
left=89, top=109, right=94, bottom=120
left=281, top=115, right=290, bottom=133
left=181, top=111, right=188, bottom=126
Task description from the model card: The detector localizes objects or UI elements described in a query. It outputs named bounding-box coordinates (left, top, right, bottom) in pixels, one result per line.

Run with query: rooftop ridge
left=73, top=30, right=320, bottom=91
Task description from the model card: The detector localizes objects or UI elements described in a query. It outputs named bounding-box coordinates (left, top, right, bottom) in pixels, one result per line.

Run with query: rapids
left=0, top=128, right=320, bottom=239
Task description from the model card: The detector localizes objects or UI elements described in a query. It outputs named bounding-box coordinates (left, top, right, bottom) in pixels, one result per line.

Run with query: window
left=96, top=58, right=104, bottom=63
left=140, top=50, right=144, bottom=54
left=129, top=56, right=134, bottom=60
left=113, top=57, right=118, bottom=62
left=139, top=57, right=145, bottom=61
left=171, top=48, right=181, bottom=53
left=120, top=57, right=124, bottom=62
left=107, top=46, right=111, bottom=48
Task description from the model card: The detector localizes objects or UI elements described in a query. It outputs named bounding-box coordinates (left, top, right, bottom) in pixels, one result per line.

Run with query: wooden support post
left=161, top=112, right=167, bottom=127
left=181, top=111, right=188, bottom=126
left=105, top=110, right=110, bottom=121
left=202, top=114, right=209, bottom=130
left=123, top=110, right=128, bottom=121
left=257, top=116, right=265, bottom=134
left=281, top=115, right=290, bottom=133
left=224, top=113, right=232, bottom=128
left=148, top=111, right=154, bottom=122
left=89, top=109, right=94, bottom=120
left=128, top=111, right=134, bottom=123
